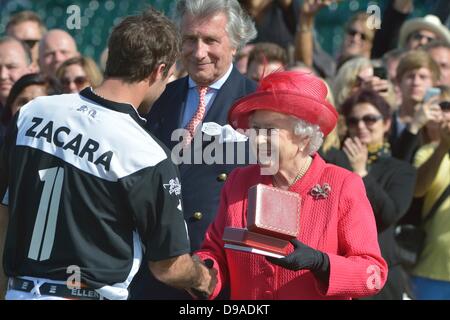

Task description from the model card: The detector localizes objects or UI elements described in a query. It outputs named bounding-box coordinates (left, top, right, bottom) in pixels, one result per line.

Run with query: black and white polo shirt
left=0, top=88, right=190, bottom=300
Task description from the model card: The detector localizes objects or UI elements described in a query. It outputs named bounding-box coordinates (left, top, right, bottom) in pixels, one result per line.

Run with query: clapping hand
left=343, top=137, right=368, bottom=177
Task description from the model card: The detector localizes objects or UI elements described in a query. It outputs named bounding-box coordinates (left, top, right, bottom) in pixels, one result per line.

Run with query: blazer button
left=193, top=212, right=203, bottom=220
left=217, top=173, right=227, bottom=182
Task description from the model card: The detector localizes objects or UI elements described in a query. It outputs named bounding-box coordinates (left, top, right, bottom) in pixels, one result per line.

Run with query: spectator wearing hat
left=399, top=14, right=450, bottom=51
left=194, top=71, right=388, bottom=300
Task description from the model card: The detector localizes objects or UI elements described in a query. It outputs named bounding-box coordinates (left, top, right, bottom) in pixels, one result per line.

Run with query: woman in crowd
left=195, top=71, right=387, bottom=300
left=340, top=89, right=417, bottom=299
left=56, top=56, right=102, bottom=93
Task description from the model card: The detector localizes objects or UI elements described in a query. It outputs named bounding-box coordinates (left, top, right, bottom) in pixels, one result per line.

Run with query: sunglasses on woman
left=61, top=76, right=88, bottom=87
left=346, top=114, right=383, bottom=127
left=439, top=101, right=450, bottom=112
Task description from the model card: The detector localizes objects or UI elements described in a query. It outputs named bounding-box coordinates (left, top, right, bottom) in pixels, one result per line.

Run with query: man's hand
left=300, top=0, right=334, bottom=18
left=187, top=256, right=217, bottom=299
left=148, top=253, right=216, bottom=297
left=409, top=97, right=442, bottom=134
left=266, top=239, right=326, bottom=271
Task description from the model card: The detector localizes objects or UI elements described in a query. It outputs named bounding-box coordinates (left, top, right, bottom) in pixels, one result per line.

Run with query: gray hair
left=176, top=0, right=257, bottom=50
left=293, top=118, right=324, bottom=155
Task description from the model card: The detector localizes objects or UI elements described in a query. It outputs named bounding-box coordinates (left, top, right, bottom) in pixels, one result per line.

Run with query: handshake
left=186, top=255, right=218, bottom=300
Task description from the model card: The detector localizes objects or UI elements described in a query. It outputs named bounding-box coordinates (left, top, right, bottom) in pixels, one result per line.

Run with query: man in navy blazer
left=129, top=0, right=257, bottom=299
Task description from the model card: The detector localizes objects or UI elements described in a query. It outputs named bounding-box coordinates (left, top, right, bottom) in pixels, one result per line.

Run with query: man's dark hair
left=104, top=8, right=180, bottom=83
left=247, top=42, right=287, bottom=68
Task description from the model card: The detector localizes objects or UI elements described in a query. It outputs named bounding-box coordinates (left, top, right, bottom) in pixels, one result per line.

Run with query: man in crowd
left=399, top=14, right=450, bottom=50
left=390, top=50, right=442, bottom=162
left=38, top=29, right=79, bottom=78
left=0, top=37, right=34, bottom=110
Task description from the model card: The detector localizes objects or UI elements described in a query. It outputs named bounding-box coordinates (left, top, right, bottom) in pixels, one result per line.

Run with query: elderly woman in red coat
left=194, top=71, right=387, bottom=300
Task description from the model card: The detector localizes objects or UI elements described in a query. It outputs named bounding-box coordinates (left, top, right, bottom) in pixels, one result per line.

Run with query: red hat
left=228, top=71, right=338, bottom=136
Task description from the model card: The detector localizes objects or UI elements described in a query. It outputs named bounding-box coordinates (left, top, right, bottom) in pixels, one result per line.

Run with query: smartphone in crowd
left=373, top=66, right=388, bottom=80
left=423, top=87, right=441, bottom=102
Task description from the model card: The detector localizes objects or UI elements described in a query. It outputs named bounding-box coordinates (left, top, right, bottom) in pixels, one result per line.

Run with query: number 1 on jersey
left=28, top=167, right=64, bottom=261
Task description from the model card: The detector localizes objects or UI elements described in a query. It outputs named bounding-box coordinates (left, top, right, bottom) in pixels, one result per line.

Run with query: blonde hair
left=333, top=57, right=372, bottom=108
left=321, top=79, right=340, bottom=151
left=396, top=50, right=440, bottom=84
left=56, top=56, right=103, bottom=88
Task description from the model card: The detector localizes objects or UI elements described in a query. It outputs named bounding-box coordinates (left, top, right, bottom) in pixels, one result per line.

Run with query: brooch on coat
left=310, top=183, right=331, bottom=199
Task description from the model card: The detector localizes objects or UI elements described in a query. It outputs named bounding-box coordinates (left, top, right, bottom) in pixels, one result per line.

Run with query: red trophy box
left=222, top=184, right=301, bottom=258
left=247, top=184, right=300, bottom=240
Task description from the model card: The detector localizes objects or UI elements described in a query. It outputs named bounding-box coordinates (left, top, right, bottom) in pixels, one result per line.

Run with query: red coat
left=196, top=154, right=387, bottom=299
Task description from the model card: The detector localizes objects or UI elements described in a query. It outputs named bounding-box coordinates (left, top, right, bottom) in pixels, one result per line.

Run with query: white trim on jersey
left=15, top=94, right=167, bottom=182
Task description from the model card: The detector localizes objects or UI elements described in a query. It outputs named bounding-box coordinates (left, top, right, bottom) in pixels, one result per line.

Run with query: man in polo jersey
left=0, top=8, right=216, bottom=300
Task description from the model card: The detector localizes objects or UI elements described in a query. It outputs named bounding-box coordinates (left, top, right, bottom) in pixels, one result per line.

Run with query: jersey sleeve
left=128, top=156, right=191, bottom=261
